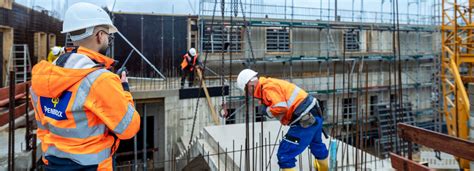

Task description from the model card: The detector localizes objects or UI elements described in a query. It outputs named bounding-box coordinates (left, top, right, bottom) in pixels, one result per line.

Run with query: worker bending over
left=237, top=69, right=329, bottom=171
left=30, top=3, right=140, bottom=170
left=180, top=48, right=202, bottom=88
left=47, top=46, right=64, bottom=62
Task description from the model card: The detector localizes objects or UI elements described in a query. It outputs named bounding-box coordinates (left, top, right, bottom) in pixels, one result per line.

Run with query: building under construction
left=1, top=0, right=473, bottom=170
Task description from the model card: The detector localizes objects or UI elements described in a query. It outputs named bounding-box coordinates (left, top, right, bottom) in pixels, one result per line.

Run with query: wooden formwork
left=48, top=34, right=56, bottom=50
left=0, top=25, right=13, bottom=87
left=34, top=32, right=47, bottom=61
left=0, top=0, right=12, bottom=10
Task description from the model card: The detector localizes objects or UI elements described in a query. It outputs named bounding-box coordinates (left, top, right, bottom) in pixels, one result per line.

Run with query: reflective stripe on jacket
left=254, top=77, right=310, bottom=125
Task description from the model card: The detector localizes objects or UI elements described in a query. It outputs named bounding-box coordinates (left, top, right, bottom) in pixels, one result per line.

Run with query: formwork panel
left=48, top=34, right=56, bottom=50
left=33, top=32, right=46, bottom=61
left=112, top=13, right=189, bottom=77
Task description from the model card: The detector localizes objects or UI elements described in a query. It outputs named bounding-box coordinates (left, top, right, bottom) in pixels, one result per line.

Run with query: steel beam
left=390, top=153, right=433, bottom=171
left=397, top=123, right=474, bottom=161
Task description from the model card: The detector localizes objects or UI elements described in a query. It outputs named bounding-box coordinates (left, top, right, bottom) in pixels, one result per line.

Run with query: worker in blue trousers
left=237, top=69, right=329, bottom=171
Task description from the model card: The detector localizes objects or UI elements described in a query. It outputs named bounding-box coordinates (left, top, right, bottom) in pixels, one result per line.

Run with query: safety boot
left=314, top=158, right=328, bottom=171
left=281, top=168, right=296, bottom=171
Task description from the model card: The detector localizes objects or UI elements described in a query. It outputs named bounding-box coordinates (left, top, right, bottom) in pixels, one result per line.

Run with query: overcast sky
left=13, top=0, right=441, bottom=20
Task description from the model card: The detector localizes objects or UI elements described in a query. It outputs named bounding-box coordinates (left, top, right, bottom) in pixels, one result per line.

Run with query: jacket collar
left=253, top=77, right=267, bottom=99
left=65, top=46, right=117, bottom=69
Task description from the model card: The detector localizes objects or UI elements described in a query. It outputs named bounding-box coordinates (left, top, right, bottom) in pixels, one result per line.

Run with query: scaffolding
left=199, top=0, right=438, bottom=25
left=171, top=0, right=445, bottom=170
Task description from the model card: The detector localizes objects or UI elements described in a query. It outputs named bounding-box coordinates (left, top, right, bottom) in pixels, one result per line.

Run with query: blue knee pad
left=310, top=143, right=329, bottom=159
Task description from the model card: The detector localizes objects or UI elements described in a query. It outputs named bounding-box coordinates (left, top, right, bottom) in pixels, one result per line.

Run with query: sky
left=13, top=0, right=439, bottom=20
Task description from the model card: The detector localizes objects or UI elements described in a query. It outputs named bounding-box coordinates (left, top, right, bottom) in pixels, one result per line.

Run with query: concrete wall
left=161, top=90, right=224, bottom=169
left=368, top=30, right=392, bottom=53
left=142, top=102, right=166, bottom=169
left=132, top=89, right=225, bottom=169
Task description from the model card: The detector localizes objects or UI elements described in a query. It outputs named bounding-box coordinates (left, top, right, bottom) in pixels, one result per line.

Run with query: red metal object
left=398, top=123, right=474, bottom=161
left=0, top=103, right=26, bottom=127
left=0, top=82, right=32, bottom=127
left=0, top=93, right=26, bottom=107
left=390, top=153, right=434, bottom=171
left=0, top=82, right=29, bottom=107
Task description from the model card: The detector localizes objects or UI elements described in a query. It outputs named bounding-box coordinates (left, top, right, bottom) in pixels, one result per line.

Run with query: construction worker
left=236, top=69, right=329, bottom=171
left=47, top=46, right=64, bottom=62
left=180, top=48, right=202, bottom=88
left=30, top=2, right=140, bottom=170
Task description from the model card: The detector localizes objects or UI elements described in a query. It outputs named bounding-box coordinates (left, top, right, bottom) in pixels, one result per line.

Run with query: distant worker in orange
left=236, top=69, right=329, bottom=171
left=47, top=46, right=64, bottom=62
left=30, top=2, right=140, bottom=170
left=180, top=48, right=202, bottom=88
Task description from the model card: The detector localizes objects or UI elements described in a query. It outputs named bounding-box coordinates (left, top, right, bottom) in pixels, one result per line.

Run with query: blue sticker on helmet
left=40, top=91, right=72, bottom=121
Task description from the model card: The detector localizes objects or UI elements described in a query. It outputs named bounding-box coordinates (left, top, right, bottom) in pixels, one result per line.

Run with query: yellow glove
left=314, top=158, right=329, bottom=171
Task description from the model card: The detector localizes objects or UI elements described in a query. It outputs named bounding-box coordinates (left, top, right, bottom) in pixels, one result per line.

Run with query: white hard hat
left=236, top=69, right=258, bottom=91
left=51, top=46, right=62, bottom=56
left=62, top=2, right=118, bottom=40
left=189, top=48, right=197, bottom=56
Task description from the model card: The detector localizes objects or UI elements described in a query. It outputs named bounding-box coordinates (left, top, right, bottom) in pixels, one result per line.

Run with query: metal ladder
left=431, top=54, right=442, bottom=133
left=6, top=44, right=32, bottom=85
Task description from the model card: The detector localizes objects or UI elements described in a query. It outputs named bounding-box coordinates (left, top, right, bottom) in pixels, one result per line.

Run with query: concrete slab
left=198, top=121, right=393, bottom=171
left=0, top=128, right=39, bottom=171
left=420, top=150, right=458, bottom=169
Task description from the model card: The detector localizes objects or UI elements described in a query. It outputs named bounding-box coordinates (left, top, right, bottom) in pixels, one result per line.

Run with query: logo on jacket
left=40, top=91, right=72, bottom=121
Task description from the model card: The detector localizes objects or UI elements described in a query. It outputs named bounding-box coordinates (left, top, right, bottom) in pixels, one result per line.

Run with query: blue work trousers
left=277, top=112, right=328, bottom=168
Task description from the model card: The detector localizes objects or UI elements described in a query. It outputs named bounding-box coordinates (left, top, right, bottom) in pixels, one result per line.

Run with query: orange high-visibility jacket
left=254, top=77, right=309, bottom=125
left=30, top=47, right=141, bottom=170
left=180, top=53, right=199, bottom=71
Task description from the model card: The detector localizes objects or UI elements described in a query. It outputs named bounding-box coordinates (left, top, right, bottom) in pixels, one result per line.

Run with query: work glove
left=258, top=105, right=273, bottom=118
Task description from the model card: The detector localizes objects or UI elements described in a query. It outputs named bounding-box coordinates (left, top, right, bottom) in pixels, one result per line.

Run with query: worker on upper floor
left=180, top=47, right=202, bottom=88
left=47, top=46, right=64, bottom=62
left=236, top=69, right=329, bottom=171
left=30, top=2, right=140, bottom=171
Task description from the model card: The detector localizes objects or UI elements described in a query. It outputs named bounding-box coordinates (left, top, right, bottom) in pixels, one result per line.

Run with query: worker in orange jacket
left=180, top=48, right=202, bottom=88
left=30, top=3, right=140, bottom=171
left=237, top=69, right=328, bottom=171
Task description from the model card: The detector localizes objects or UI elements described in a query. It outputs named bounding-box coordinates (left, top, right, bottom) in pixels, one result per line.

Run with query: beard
left=99, top=45, right=109, bottom=56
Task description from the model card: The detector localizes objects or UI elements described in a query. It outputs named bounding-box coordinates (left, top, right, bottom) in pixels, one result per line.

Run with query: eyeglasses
left=96, top=30, right=114, bottom=42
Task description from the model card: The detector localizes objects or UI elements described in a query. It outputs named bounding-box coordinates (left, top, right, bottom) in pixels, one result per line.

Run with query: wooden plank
left=0, top=82, right=28, bottom=101
left=390, top=153, right=434, bottom=171
left=398, top=123, right=474, bottom=161
left=0, top=92, right=25, bottom=106
left=179, top=86, right=229, bottom=99
left=196, top=69, right=219, bottom=125
left=0, top=103, right=26, bottom=126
